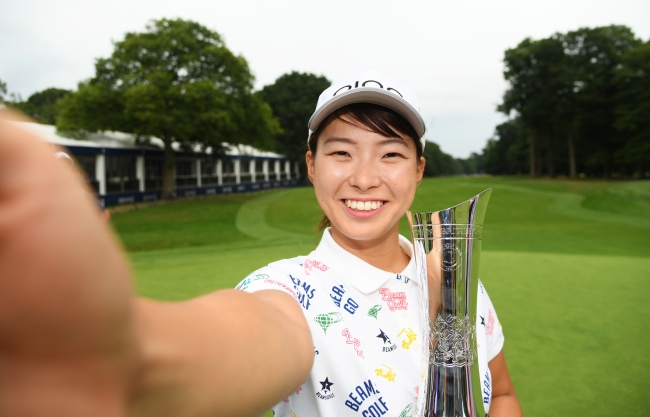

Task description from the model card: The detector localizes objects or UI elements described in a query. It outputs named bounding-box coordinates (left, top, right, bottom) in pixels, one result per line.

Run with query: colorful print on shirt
left=235, top=231, right=505, bottom=417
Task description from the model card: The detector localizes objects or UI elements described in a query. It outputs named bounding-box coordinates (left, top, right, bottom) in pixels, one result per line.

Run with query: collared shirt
left=237, top=229, right=504, bottom=417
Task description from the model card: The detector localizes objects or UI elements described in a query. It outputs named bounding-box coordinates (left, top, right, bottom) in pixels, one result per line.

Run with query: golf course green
left=111, top=176, right=650, bottom=416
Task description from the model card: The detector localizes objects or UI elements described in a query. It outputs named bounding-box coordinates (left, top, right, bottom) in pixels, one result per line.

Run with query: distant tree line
left=421, top=142, right=481, bottom=177
left=10, top=21, right=644, bottom=186
left=486, top=25, right=650, bottom=178
left=2, top=67, right=473, bottom=184
left=8, top=88, right=72, bottom=124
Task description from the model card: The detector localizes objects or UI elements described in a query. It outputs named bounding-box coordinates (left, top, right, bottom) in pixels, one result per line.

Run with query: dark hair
left=308, top=103, right=423, bottom=158
left=308, top=103, right=424, bottom=230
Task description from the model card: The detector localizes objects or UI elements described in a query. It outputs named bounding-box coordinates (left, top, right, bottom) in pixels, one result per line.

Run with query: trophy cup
left=408, top=189, right=492, bottom=417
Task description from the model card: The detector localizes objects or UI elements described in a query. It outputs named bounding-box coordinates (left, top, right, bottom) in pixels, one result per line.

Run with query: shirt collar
left=310, top=228, right=419, bottom=295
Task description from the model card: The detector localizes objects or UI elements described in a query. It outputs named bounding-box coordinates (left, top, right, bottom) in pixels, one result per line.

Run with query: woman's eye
left=384, top=152, right=402, bottom=158
left=332, top=151, right=350, bottom=156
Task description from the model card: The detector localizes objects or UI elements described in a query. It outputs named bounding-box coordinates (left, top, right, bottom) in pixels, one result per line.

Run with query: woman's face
left=307, top=116, right=425, bottom=244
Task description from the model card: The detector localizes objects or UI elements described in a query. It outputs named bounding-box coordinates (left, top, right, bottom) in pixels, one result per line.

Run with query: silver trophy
left=408, top=189, right=492, bottom=417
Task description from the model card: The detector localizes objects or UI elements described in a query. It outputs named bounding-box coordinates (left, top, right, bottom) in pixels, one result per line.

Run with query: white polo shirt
left=236, top=229, right=504, bottom=417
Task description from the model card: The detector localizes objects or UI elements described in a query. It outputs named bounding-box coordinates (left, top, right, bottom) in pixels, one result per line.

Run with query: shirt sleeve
left=478, top=280, right=505, bottom=361
left=235, top=261, right=301, bottom=301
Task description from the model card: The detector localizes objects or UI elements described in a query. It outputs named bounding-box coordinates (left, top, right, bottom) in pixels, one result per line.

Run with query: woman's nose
left=348, top=161, right=381, bottom=191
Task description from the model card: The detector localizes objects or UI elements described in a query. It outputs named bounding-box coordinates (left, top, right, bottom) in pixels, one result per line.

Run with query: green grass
left=404, top=177, right=650, bottom=257
left=111, top=194, right=255, bottom=251
left=582, top=180, right=650, bottom=218
left=111, top=177, right=650, bottom=417
left=130, top=242, right=316, bottom=300
left=482, top=251, right=650, bottom=415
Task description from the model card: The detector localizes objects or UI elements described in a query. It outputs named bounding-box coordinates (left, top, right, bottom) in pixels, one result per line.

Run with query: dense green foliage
left=481, top=119, right=529, bottom=175
left=492, top=26, right=649, bottom=178
left=57, top=18, right=280, bottom=198
left=112, top=178, right=650, bottom=416
left=422, top=141, right=481, bottom=177
left=258, top=72, right=331, bottom=165
left=614, top=40, right=650, bottom=170
left=10, top=88, right=71, bottom=124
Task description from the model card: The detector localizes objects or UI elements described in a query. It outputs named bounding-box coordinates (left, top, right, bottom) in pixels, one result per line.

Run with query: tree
left=499, top=37, right=567, bottom=177
left=482, top=118, right=529, bottom=175
left=258, top=71, right=331, bottom=168
left=422, top=141, right=463, bottom=177
left=58, top=18, right=279, bottom=198
left=614, top=40, right=650, bottom=176
left=12, top=88, right=71, bottom=124
left=559, top=25, right=641, bottom=177
left=457, top=153, right=481, bottom=175
left=498, top=25, right=642, bottom=178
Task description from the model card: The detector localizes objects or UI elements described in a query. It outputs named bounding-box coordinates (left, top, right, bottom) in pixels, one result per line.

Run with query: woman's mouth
left=344, top=199, right=385, bottom=211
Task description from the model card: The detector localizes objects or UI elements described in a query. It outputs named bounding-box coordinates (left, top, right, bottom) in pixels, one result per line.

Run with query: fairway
left=111, top=177, right=650, bottom=416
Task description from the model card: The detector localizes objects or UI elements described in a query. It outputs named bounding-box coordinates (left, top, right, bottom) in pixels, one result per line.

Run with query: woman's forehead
left=320, top=117, right=412, bottom=146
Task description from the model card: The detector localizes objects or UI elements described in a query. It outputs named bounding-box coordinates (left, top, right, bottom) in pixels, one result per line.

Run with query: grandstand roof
left=11, top=122, right=288, bottom=159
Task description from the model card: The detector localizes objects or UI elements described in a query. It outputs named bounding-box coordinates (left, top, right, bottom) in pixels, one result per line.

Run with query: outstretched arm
left=131, top=290, right=313, bottom=417
left=0, top=110, right=313, bottom=417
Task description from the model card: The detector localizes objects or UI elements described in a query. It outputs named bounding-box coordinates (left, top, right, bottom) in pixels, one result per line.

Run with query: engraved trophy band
left=408, top=189, right=492, bottom=417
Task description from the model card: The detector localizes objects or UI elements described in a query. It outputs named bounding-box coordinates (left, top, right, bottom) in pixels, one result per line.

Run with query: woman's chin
left=330, top=221, right=398, bottom=245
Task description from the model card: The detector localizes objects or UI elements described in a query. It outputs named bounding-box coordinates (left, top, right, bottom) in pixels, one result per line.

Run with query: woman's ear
left=416, top=156, right=425, bottom=185
left=306, top=150, right=315, bottom=183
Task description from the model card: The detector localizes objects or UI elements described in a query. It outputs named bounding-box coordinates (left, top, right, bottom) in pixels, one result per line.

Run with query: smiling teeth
left=345, top=200, right=384, bottom=211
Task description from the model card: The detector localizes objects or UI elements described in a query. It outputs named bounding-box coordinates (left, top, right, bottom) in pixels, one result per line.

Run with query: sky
left=1, top=0, right=648, bottom=158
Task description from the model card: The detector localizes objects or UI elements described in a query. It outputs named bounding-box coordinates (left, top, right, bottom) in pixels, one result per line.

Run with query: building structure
left=17, top=122, right=302, bottom=207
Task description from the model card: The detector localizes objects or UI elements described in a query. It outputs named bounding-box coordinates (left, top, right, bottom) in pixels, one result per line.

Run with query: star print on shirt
left=320, top=377, right=334, bottom=392
left=377, top=329, right=391, bottom=344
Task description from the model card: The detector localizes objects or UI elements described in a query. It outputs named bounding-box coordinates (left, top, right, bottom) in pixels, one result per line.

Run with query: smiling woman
left=236, top=70, right=522, bottom=417
left=307, top=102, right=423, bottom=234
left=306, top=105, right=424, bottom=272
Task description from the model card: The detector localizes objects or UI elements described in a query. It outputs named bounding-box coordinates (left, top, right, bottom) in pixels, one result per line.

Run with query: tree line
left=486, top=25, right=650, bottom=178
left=4, top=20, right=645, bottom=192
left=0, top=17, right=472, bottom=197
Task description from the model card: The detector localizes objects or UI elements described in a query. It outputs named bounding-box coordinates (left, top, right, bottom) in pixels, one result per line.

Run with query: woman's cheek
left=326, top=162, right=350, bottom=180
left=385, top=165, right=414, bottom=186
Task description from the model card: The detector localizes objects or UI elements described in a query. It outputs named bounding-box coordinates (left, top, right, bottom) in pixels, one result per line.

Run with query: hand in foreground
left=0, top=110, right=314, bottom=417
left=0, top=110, right=138, bottom=416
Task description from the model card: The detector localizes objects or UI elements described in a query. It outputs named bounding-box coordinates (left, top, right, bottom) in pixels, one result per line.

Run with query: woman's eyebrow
left=322, top=137, right=357, bottom=146
left=380, top=137, right=410, bottom=147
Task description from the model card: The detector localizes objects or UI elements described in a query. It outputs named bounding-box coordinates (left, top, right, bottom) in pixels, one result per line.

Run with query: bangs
left=333, top=103, right=419, bottom=144
left=308, top=103, right=422, bottom=158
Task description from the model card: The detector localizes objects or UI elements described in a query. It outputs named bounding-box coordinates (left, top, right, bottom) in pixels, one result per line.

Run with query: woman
left=237, top=71, right=522, bottom=416
left=0, top=71, right=520, bottom=417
